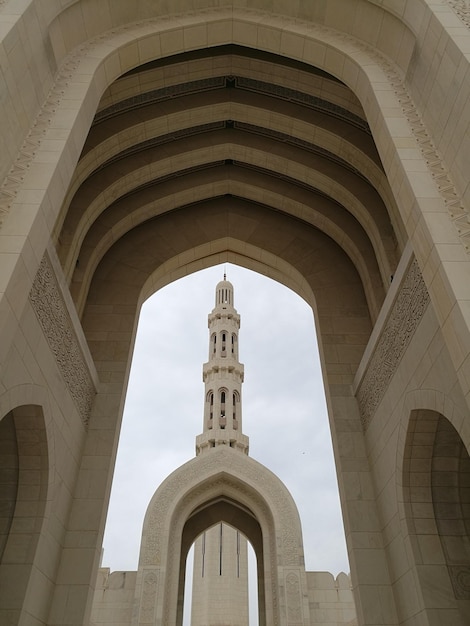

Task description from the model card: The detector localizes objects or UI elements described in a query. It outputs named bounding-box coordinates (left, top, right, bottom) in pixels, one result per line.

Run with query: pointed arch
left=401, top=409, right=470, bottom=624
left=0, top=403, right=50, bottom=625
left=136, top=446, right=308, bottom=625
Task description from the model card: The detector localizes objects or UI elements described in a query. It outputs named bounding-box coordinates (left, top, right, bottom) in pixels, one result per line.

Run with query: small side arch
left=399, top=403, right=470, bottom=625
left=0, top=402, right=50, bottom=625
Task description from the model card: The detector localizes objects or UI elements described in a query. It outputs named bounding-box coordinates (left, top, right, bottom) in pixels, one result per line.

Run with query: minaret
left=191, top=276, right=250, bottom=626
left=195, top=275, right=249, bottom=456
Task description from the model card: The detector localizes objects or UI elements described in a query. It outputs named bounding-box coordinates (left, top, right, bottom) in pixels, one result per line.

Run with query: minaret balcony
left=203, top=361, right=244, bottom=377
left=195, top=430, right=249, bottom=455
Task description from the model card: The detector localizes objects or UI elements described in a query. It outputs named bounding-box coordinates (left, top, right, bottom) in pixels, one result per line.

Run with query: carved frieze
left=449, top=565, right=470, bottom=600
left=357, top=259, right=429, bottom=430
left=139, top=571, right=158, bottom=623
left=29, top=254, right=95, bottom=424
left=285, top=571, right=302, bottom=624
left=446, top=0, right=470, bottom=29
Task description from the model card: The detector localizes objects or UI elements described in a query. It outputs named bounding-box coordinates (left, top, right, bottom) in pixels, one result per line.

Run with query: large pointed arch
left=2, top=3, right=470, bottom=626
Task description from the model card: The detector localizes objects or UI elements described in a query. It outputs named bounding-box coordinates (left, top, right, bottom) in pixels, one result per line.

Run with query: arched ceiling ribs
left=96, top=45, right=367, bottom=119
left=58, top=74, right=381, bottom=213
left=60, top=133, right=394, bottom=294
left=93, top=74, right=370, bottom=134
left=82, top=197, right=375, bottom=327
left=72, top=191, right=383, bottom=320
left=57, top=46, right=406, bottom=328
left=70, top=154, right=385, bottom=317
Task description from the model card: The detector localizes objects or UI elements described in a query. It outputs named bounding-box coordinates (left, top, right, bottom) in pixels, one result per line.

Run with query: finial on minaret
left=195, top=276, right=249, bottom=456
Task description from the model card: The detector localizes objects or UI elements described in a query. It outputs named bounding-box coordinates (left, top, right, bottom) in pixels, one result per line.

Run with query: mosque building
left=2, top=3, right=470, bottom=625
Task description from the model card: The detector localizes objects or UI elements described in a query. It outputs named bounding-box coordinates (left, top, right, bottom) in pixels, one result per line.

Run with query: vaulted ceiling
left=55, top=45, right=406, bottom=324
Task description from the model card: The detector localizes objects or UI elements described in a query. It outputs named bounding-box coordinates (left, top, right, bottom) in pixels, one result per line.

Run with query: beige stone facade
left=1, top=1, right=470, bottom=624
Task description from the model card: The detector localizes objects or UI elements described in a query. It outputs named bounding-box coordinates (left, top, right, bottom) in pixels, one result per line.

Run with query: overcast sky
left=102, top=263, right=350, bottom=621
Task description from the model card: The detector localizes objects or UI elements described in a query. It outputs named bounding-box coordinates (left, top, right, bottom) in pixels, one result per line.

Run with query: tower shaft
left=191, top=524, right=249, bottom=626
left=191, top=277, right=250, bottom=625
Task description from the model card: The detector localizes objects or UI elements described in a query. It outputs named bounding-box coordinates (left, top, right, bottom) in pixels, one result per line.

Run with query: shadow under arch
left=82, top=200, right=373, bottom=385
left=139, top=239, right=317, bottom=314
left=0, top=403, right=49, bottom=625
left=136, top=446, right=307, bottom=626
left=401, top=407, right=470, bottom=625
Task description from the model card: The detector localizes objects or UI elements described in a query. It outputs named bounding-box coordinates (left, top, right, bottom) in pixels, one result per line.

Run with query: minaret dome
left=215, top=275, right=234, bottom=308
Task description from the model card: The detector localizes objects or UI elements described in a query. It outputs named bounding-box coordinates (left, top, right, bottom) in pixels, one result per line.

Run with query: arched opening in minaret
left=102, top=263, right=349, bottom=619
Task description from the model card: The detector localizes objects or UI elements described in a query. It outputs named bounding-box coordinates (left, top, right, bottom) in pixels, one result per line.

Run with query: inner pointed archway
left=102, top=264, right=350, bottom=623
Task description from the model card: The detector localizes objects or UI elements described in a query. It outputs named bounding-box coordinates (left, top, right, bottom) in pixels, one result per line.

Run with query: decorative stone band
left=447, top=0, right=470, bottom=29
left=449, top=565, right=470, bottom=600
left=29, top=254, right=95, bottom=425
left=285, top=570, right=303, bottom=624
left=357, top=259, right=430, bottom=430
left=94, top=74, right=369, bottom=133
left=139, top=570, right=159, bottom=624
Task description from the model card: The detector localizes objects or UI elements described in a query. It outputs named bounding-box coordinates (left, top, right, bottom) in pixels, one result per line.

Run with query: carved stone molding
left=94, top=74, right=369, bottom=134
left=357, top=259, right=430, bottom=430
left=139, top=570, right=158, bottom=623
left=446, top=0, right=470, bottom=29
left=449, top=565, right=470, bottom=599
left=0, top=54, right=80, bottom=221
left=29, top=254, right=95, bottom=425
left=285, top=571, right=302, bottom=624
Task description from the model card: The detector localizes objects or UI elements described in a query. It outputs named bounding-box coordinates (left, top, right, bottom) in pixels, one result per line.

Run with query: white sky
left=101, top=263, right=350, bottom=621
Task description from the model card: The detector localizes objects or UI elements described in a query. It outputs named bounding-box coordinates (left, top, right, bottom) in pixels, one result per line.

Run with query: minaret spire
left=196, top=275, right=249, bottom=455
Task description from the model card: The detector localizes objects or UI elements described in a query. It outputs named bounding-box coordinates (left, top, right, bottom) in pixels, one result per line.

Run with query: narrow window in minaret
left=212, top=333, right=216, bottom=354
left=208, top=392, right=214, bottom=426
left=237, top=531, right=240, bottom=577
left=219, top=523, right=223, bottom=575
left=220, top=391, right=226, bottom=428
left=221, top=332, right=226, bottom=356
left=201, top=531, right=206, bottom=577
